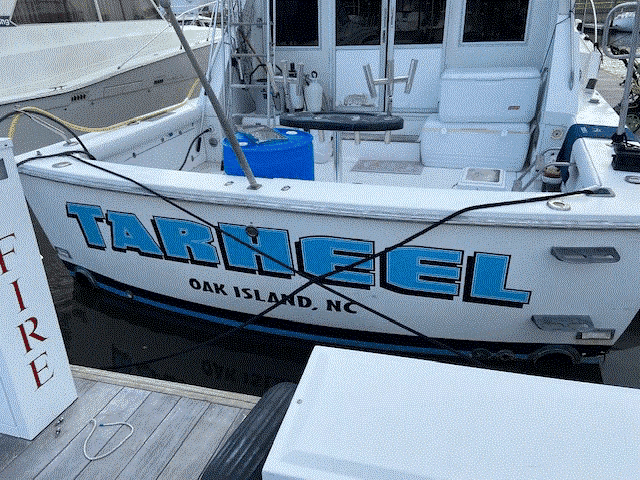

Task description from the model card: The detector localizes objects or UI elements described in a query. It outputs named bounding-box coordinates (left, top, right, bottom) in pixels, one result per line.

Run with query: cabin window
left=275, top=0, right=319, bottom=46
left=96, top=0, right=160, bottom=21
left=337, top=0, right=446, bottom=47
left=12, top=0, right=99, bottom=23
left=337, top=0, right=382, bottom=46
left=395, top=0, right=446, bottom=45
left=462, top=0, right=529, bottom=42
left=11, top=0, right=160, bottom=23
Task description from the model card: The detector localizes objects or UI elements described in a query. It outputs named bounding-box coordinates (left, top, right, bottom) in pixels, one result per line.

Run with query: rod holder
left=362, top=59, right=419, bottom=115
left=363, top=64, right=377, bottom=98
left=404, top=59, right=418, bottom=94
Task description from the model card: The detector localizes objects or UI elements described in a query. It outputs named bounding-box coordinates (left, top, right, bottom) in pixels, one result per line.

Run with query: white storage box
left=420, top=115, right=531, bottom=170
left=263, top=346, right=640, bottom=480
left=439, top=67, right=540, bottom=123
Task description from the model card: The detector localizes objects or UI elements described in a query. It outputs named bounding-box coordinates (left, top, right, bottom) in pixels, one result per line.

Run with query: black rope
left=178, top=128, right=211, bottom=170
left=21, top=152, right=487, bottom=365
left=101, top=188, right=593, bottom=372
left=16, top=150, right=90, bottom=167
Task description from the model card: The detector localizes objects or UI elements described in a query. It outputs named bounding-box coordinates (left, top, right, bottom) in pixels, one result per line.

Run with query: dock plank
left=156, top=403, right=244, bottom=480
left=0, top=381, right=122, bottom=480
left=0, top=435, right=30, bottom=475
left=72, top=365, right=259, bottom=409
left=114, top=396, right=210, bottom=479
left=74, top=391, right=180, bottom=480
left=0, top=368, right=259, bottom=480
left=34, top=387, right=151, bottom=480
left=0, top=377, right=95, bottom=474
left=212, top=407, right=251, bottom=457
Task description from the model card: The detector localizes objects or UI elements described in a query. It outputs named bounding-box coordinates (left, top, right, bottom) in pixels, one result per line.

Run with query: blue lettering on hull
left=381, top=246, right=463, bottom=299
left=218, top=223, right=293, bottom=278
left=463, top=253, right=531, bottom=308
left=67, top=203, right=107, bottom=250
left=296, top=236, right=374, bottom=288
left=153, top=217, right=220, bottom=266
left=65, top=202, right=531, bottom=308
left=106, top=211, right=163, bottom=257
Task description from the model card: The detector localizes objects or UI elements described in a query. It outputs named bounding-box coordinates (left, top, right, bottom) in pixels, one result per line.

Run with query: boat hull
left=2, top=45, right=209, bottom=155
left=18, top=166, right=640, bottom=361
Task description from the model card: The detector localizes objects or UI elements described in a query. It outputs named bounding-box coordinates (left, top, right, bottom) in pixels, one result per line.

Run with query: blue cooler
left=222, top=127, right=314, bottom=180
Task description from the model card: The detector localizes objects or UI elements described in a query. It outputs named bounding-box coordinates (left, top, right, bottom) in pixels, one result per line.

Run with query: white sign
left=0, top=139, right=76, bottom=440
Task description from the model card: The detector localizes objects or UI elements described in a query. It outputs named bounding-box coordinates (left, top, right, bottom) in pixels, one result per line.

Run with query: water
left=34, top=214, right=640, bottom=397
left=36, top=217, right=310, bottom=397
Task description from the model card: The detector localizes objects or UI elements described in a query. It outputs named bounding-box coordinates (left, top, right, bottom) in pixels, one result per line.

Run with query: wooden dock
left=0, top=366, right=260, bottom=480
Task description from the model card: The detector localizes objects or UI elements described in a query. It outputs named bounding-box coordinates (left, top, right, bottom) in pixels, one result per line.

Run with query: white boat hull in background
left=1, top=20, right=214, bottom=154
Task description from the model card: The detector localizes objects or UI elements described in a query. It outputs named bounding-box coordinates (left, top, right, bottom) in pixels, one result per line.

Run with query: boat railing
left=603, top=1, right=640, bottom=138
left=580, top=0, right=600, bottom=43
left=116, top=1, right=220, bottom=72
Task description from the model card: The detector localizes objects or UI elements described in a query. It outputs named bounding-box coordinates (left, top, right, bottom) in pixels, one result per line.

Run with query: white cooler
left=439, top=67, right=541, bottom=123
left=419, top=115, right=531, bottom=170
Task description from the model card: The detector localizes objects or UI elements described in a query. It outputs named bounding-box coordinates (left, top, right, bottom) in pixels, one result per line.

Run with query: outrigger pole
left=617, top=2, right=640, bottom=141
left=159, top=0, right=261, bottom=190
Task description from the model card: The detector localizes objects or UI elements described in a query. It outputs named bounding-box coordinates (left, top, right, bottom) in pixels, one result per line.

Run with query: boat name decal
left=67, top=202, right=531, bottom=308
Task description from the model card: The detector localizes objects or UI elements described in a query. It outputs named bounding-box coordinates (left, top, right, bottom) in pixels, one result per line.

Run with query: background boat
left=0, top=0, right=218, bottom=154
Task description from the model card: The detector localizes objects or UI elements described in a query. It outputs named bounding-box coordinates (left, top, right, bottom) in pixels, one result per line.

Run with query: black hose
left=178, top=128, right=211, bottom=170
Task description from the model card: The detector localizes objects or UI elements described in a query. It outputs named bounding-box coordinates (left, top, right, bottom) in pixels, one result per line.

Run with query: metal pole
left=616, top=1, right=640, bottom=138
left=159, top=0, right=261, bottom=190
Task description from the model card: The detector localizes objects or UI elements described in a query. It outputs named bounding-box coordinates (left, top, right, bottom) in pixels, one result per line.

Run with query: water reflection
left=59, top=283, right=310, bottom=396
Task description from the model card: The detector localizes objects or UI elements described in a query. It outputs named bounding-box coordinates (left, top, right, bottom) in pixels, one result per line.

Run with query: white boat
left=11, top=0, right=640, bottom=366
left=0, top=0, right=217, bottom=154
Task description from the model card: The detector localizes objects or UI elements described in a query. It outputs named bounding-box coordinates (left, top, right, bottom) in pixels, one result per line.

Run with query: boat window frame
left=9, top=0, right=161, bottom=24
left=394, top=0, right=447, bottom=46
left=459, top=0, right=532, bottom=45
left=10, top=0, right=100, bottom=24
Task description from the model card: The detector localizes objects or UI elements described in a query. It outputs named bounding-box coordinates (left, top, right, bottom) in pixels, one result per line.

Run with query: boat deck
left=0, top=366, right=259, bottom=480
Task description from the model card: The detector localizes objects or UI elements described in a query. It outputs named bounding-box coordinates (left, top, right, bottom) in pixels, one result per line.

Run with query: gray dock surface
left=0, top=366, right=259, bottom=480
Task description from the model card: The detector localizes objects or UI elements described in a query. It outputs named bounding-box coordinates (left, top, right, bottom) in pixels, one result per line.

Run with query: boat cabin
left=267, top=0, right=550, bottom=120
left=10, top=0, right=613, bottom=196
left=191, top=0, right=605, bottom=192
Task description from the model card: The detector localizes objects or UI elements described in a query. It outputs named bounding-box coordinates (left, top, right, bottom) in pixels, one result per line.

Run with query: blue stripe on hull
left=67, top=264, right=604, bottom=364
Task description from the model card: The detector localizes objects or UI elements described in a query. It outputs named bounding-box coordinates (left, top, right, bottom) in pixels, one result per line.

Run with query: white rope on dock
left=83, top=418, right=134, bottom=461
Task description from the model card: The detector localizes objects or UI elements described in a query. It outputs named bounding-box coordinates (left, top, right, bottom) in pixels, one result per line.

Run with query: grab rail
left=603, top=1, right=640, bottom=138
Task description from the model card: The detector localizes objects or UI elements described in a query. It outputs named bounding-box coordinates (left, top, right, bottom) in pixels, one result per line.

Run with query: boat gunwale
left=17, top=155, right=640, bottom=230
